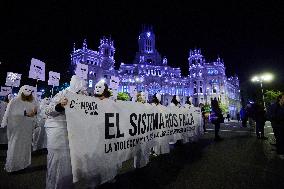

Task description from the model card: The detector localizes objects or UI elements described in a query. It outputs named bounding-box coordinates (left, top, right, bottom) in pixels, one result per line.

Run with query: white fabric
left=2, top=97, right=38, bottom=172
left=46, top=149, right=73, bottom=189
left=19, top=85, right=33, bottom=96
left=0, top=101, right=8, bottom=144
left=44, top=90, right=72, bottom=189
left=155, top=93, right=161, bottom=102
left=69, top=75, right=86, bottom=93
left=64, top=93, right=201, bottom=184
left=32, top=99, right=49, bottom=151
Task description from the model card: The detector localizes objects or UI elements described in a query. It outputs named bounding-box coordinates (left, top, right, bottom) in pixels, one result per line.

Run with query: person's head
left=69, top=75, right=87, bottom=94
left=152, top=93, right=161, bottom=105
left=19, top=85, right=34, bottom=102
left=171, top=95, right=180, bottom=106
left=277, top=93, right=284, bottom=106
left=186, top=96, right=192, bottom=105
left=211, top=98, right=219, bottom=110
left=94, top=80, right=111, bottom=98
left=137, top=91, right=146, bottom=103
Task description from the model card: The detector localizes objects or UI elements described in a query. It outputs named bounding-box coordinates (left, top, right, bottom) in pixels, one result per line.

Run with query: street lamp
left=251, top=73, right=273, bottom=108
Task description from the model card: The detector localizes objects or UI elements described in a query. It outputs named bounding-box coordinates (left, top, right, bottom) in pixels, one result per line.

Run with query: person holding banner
left=45, top=75, right=87, bottom=189
left=1, top=85, right=38, bottom=172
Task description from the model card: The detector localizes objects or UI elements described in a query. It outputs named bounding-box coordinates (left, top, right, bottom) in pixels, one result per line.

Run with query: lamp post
left=251, top=73, right=273, bottom=108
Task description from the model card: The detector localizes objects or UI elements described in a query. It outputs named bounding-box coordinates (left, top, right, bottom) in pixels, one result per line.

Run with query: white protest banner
left=0, top=86, right=12, bottom=96
left=65, top=92, right=202, bottom=184
left=5, top=72, right=21, bottom=87
left=48, top=71, right=60, bottom=86
left=29, top=58, right=45, bottom=81
left=75, top=63, right=88, bottom=80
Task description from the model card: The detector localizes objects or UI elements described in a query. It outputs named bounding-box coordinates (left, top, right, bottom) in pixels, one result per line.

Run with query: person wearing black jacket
left=254, top=103, right=267, bottom=139
left=211, top=98, right=223, bottom=141
left=269, top=94, right=284, bottom=155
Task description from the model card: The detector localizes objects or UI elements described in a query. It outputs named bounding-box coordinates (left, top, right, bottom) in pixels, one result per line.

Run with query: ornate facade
left=71, top=26, right=241, bottom=116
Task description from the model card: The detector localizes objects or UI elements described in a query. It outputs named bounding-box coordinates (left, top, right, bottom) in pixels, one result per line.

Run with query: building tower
left=98, top=36, right=115, bottom=70
left=134, top=25, right=162, bottom=65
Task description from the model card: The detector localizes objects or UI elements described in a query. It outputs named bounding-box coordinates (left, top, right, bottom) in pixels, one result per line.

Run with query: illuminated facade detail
left=71, top=26, right=240, bottom=116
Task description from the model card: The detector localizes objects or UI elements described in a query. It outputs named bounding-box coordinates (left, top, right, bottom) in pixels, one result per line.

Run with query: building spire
left=73, top=42, right=76, bottom=52
left=83, top=38, right=87, bottom=50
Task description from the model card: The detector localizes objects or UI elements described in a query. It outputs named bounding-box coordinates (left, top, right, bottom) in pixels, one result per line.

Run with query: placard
left=48, top=71, right=60, bottom=86
left=5, top=72, right=21, bottom=87
left=29, top=58, right=45, bottom=81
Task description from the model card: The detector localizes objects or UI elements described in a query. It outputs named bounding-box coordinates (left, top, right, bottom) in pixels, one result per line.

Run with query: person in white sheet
left=32, top=97, right=50, bottom=151
left=0, top=97, right=9, bottom=144
left=1, top=85, right=38, bottom=172
left=45, top=75, right=86, bottom=189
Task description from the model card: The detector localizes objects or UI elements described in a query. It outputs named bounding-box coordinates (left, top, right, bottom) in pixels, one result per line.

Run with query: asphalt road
left=1, top=121, right=284, bottom=189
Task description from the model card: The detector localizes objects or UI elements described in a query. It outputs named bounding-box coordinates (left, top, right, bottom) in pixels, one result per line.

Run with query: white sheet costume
left=0, top=100, right=8, bottom=144
left=1, top=85, right=38, bottom=172
left=45, top=75, right=86, bottom=189
left=32, top=98, right=50, bottom=151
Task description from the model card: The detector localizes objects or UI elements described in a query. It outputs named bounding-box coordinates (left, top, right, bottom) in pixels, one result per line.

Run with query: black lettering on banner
left=105, top=143, right=112, bottom=153
left=190, top=113, right=195, bottom=125
left=116, top=113, right=124, bottom=138
left=165, top=114, right=169, bottom=128
left=159, top=114, right=165, bottom=129
left=129, top=113, right=137, bottom=136
left=153, top=113, right=159, bottom=130
left=179, top=114, right=183, bottom=126
left=105, top=113, right=115, bottom=139
left=81, top=102, right=86, bottom=109
left=141, top=113, right=147, bottom=134
left=70, top=100, right=75, bottom=108
left=173, top=114, right=178, bottom=127
left=147, top=114, right=151, bottom=132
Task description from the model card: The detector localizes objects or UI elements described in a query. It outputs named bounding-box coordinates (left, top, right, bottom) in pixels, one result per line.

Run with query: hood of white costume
left=94, top=80, right=106, bottom=95
left=19, top=85, right=33, bottom=96
left=68, top=75, right=86, bottom=93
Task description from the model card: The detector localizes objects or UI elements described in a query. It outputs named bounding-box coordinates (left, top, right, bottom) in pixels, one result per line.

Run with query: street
left=1, top=121, right=284, bottom=189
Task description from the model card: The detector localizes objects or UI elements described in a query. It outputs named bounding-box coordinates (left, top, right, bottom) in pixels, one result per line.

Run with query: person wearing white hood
left=45, top=75, right=86, bottom=189
left=1, top=85, right=38, bottom=172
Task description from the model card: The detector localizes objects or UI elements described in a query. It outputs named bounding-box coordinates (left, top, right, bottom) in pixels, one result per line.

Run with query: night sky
left=0, top=0, right=284, bottom=91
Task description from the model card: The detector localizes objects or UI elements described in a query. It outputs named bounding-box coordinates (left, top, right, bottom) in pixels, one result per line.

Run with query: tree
left=219, top=103, right=229, bottom=114
left=117, top=92, right=130, bottom=101
left=264, top=90, right=282, bottom=106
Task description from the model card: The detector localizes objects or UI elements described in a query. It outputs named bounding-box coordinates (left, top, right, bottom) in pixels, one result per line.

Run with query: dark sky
left=0, top=0, right=284, bottom=90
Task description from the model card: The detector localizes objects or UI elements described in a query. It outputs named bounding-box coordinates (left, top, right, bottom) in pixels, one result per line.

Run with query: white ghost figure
left=155, top=93, right=161, bottom=103
left=94, top=80, right=106, bottom=95
left=19, top=85, right=33, bottom=96
left=68, top=75, right=86, bottom=93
